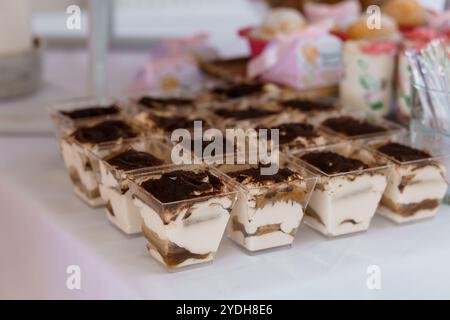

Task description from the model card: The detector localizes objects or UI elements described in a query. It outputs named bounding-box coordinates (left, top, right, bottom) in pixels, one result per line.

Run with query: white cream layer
left=100, top=185, right=143, bottom=234
left=134, top=196, right=232, bottom=256
left=305, top=173, right=387, bottom=237
left=230, top=230, right=295, bottom=252
left=228, top=189, right=304, bottom=251
left=60, top=139, right=99, bottom=195
left=382, top=163, right=447, bottom=205
left=98, top=161, right=143, bottom=234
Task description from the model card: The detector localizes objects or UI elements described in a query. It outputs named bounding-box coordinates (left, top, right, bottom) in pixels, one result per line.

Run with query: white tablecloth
left=1, top=49, right=450, bottom=299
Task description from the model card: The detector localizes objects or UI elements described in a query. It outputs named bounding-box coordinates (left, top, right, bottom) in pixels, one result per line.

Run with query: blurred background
left=0, top=0, right=448, bottom=134
left=32, top=0, right=265, bottom=54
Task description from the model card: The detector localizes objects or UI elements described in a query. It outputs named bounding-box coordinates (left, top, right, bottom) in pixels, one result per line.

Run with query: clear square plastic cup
left=367, top=132, right=450, bottom=224
left=128, top=165, right=238, bottom=271
left=209, top=100, right=290, bottom=131
left=55, top=117, right=143, bottom=207
left=216, top=155, right=317, bottom=253
left=319, top=110, right=406, bottom=142
left=93, top=138, right=173, bottom=234
left=291, top=142, right=391, bottom=237
left=49, top=97, right=124, bottom=136
left=275, top=96, right=342, bottom=125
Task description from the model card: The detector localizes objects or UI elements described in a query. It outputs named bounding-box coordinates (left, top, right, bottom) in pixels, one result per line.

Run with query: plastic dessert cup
left=211, top=102, right=289, bottom=131
left=368, top=132, right=449, bottom=224
left=94, top=139, right=173, bottom=234
left=197, top=82, right=280, bottom=106
left=129, top=95, right=198, bottom=116
left=58, top=118, right=142, bottom=207
left=276, top=96, right=342, bottom=125
left=216, top=156, right=317, bottom=253
left=49, top=96, right=123, bottom=136
left=133, top=107, right=214, bottom=141
left=292, top=142, right=391, bottom=237
left=128, top=165, right=238, bottom=271
left=319, top=111, right=406, bottom=142
left=256, top=121, right=341, bottom=154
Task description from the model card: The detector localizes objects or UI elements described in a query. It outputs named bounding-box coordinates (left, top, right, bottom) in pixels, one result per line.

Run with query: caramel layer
left=380, top=197, right=440, bottom=217
left=68, top=168, right=100, bottom=199
left=142, top=224, right=210, bottom=267
left=254, top=187, right=306, bottom=209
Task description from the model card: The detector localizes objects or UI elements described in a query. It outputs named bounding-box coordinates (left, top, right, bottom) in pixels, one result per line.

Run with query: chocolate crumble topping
left=229, top=166, right=298, bottom=185
left=301, top=151, right=368, bottom=174
left=138, top=96, right=193, bottom=109
left=377, top=142, right=431, bottom=162
left=214, top=107, right=277, bottom=120
left=211, top=83, right=264, bottom=99
left=61, top=105, right=119, bottom=119
left=107, top=149, right=163, bottom=171
left=321, top=116, right=387, bottom=137
left=141, top=170, right=225, bottom=203
left=260, top=123, right=319, bottom=144
left=148, top=114, right=208, bottom=132
left=72, top=120, right=137, bottom=143
left=281, top=99, right=335, bottom=112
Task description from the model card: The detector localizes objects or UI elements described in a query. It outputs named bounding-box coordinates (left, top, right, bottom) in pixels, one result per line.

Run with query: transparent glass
left=411, top=84, right=450, bottom=135
left=411, top=84, right=450, bottom=204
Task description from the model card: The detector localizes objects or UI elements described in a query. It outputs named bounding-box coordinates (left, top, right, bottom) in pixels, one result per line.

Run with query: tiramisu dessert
left=320, top=114, right=405, bottom=141
left=173, top=136, right=235, bottom=165
left=279, top=98, right=340, bottom=124
left=96, top=139, right=172, bottom=234
left=257, top=122, right=335, bottom=152
left=50, top=98, right=122, bottom=134
left=370, top=135, right=448, bottom=223
left=202, top=82, right=276, bottom=102
left=217, top=160, right=316, bottom=252
left=129, top=165, right=238, bottom=270
left=134, top=111, right=211, bottom=138
left=212, top=103, right=286, bottom=130
left=60, top=104, right=120, bottom=119
left=294, top=143, right=390, bottom=237
left=59, top=119, right=140, bottom=206
left=134, top=96, right=195, bottom=114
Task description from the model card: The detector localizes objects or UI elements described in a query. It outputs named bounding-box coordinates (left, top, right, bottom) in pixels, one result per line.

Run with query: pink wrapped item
left=246, top=22, right=342, bottom=90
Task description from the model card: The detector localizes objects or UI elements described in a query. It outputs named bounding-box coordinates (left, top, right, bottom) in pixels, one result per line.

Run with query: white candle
left=0, top=0, right=32, bottom=55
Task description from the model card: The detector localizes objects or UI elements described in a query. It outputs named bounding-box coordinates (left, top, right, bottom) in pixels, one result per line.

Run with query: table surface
left=1, top=49, right=450, bottom=299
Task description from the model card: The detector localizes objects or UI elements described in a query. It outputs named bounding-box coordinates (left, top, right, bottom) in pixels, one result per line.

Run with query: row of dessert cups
left=49, top=98, right=450, bottom=271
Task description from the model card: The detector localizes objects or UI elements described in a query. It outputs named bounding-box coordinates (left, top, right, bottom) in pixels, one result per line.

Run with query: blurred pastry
left=382, top=0, right=427, bottom=28
left=347, top=13, right=399, bottom=40
left=251, top=7, right=307, bottom=40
